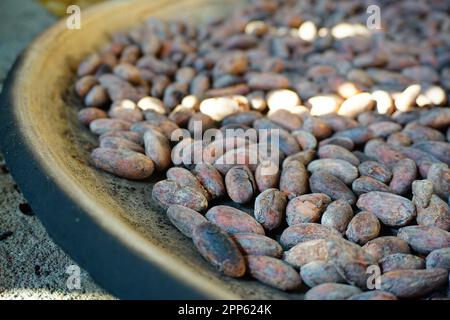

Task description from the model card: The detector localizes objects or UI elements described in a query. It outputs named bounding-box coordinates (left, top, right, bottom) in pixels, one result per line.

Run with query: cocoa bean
left=362, top=236, right=410, bottom=262
left=307, top=159, right=358, bottom=185
left=166, top=204, right=207, bottom=238
left=286, top=193, right=331, bottom=225
left=143, top=128, right=172, bottom=171
left=91, top=147, right=154, bottom=180
left=348, top=290, right=398, bottom=300
left=426, top=248, right=450, bottom=270
left=246, top=255, right=302, bottom=291
left=380, top=268, right=448, bottom=298
left=254, top=188, right=287, bottom=231
left=280, top=160, right=309, bottom=199
left=309, top=171, right=356, bottom=205
left=345, top=211, right=381, bottom=245
left=356, top=191, right=416, bottom=227
left=192, top=222, right=246, bottom=277
left=280, top=223, right=342, bottom=249
left=205, top=205, right=264, bottom=235
left=397, top=226, right=450, bottom=254
left=358, top=161, right=392, bottom=184
left=321, top=200, right=354, bottom=234
left=380, top=253, right=425, bottom=273
left=318, top=144, right=360, bottom=166
left=300, top=261, right=345, bottom=288
left=232, top=233, right=283, bottom=258
left=225, top=165, right=256, bottom=204
left=193, top=163, right=226, bottom=200
left=305, top=283, right=362, bottom=300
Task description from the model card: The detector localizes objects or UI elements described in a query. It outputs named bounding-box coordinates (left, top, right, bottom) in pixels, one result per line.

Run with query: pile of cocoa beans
left=74, top=0, right=450, bottom=300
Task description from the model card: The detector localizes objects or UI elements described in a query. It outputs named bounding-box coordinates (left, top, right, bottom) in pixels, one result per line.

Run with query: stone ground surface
left=0, top=0, right=115, bottom=300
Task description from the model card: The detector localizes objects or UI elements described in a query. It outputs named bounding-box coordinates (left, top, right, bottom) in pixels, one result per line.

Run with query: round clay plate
left=0, top=0, right=305, bottom=299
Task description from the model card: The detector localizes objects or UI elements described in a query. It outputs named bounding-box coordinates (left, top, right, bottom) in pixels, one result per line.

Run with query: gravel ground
left=0, top=0, right=114, bottom=300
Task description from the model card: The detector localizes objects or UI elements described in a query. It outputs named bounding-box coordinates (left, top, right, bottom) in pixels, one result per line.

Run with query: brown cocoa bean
left=380, top=268, right=448, bottom=298
left=152, top=180, right=208, bottom=212
left=308, top=159, right=358, bottom=185
left=225, top=165, right=256, bottom=204
left=389, top=159, right=417, bottom=195
left=397, top=226, right=450, bottom=254
left=89, top=118, right=132, bottom=135
left=280, top=223, right=342, bottom=249
left=310, top=171, right=356, bottom=205
left=427, top=163, right=450, bottom=200
left=426, top=248, right=450, bottom=270
left=192, top=222, right=246, bottom=277
left=232, top=233, right=282, bottom=258
left=321, top=200, right=354, bottom=234
left=326, top=237, right=378, bottom=288
left=368, top=121, right=402, bottom=138
left=99, top=136, right=144, bottom=153
left=302, top=116, right=333, bottom=140
left=282, top=150, right=315, bottom=168
left=193, top=163, right=226, bottom=200
left=416, top=194, right=450, bottom=231
left=246, top=255, right=302, bottom=291
left=254, top=188, right=287, bottom=231
left=305, top=283, right=362, bottom=300
left=356, top=191, right=416, bottom=227
left=99, top=130, right=143, bottom=146
left=255, top=161, right=280, bottom=192
left=346, top=211, right=381, bottom=245
left=286, top=193, right=331, bottom=225
left=291, top=130, right=317, bottom=150
left=358, top=161, right=392, bottom=184
left=166, top=204, right=207, bottom=238
left=247, top=72, right=289, bottom=90
left=362, top=236, right=410, bottom=262
left=319, top=137, right=354, bottom=151
left=347, top=291, right=398, bottom=300
left=91, top=147, right=154, bottom=180
left=283, top=239, right=329, bottom=268
left=318, top=144, right=360, bottom=166
left=412, top=141, right=450, bottom=166
left=380, top=253, right=425, bottom=273
left=78, top=107, right=108, bottom=125
left=280, top=160, right=309, bottom=199
left=352, top=176, right=392, bottom=195
left=387, top=132, right=413, bottom=147
left=333, top=126, right=373, bottom=145
left=75, top=75, right=98, bottom=98
left=300, top=261, right=345, bottom=288
left=205, top=205, right=264, bottom=235
left=143, top=128, right=172, bottom=171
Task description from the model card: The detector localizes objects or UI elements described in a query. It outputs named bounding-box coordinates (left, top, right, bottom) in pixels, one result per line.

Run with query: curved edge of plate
left=0, top=40, right=210, bottom=301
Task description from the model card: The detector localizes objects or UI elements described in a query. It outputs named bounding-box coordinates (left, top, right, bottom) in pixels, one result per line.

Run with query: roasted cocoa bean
left=397, top=226, right=450, bottom=254
left=305, top=283, right=362, bottom=300
left=246, top=255, right=302, bottom=291
left=362, top=236, right=410, bottom=262
left=192, top=222, right=246, bottom=277
left=345, top=211, right=381, bottom=245
left=309, top=171, right=356, bottom=205
left=91, top=147, right=154, bottom=180
left=166, top=204, right=207, bottom=238
left=205, top=205, right=264, bottom=235
left=380, top=253, right=425, bottom=273
left=254, top=188, right=287, bottom=231
left=380, top=269, right=448, bottom=298
left=233, top=233, right=282, bottom=258
left=356, top=191, right=416, bottom=227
